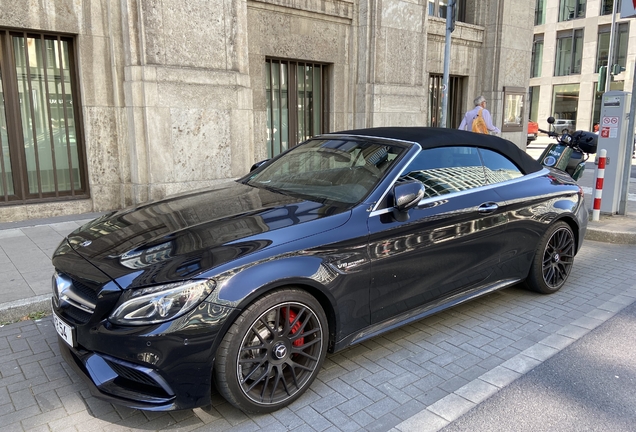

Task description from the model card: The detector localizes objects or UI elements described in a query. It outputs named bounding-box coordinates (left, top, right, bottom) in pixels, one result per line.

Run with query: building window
left=502, top=87, right=525, bottom=132
left=428, top=74, right=464, bottom=128
left=559, top=0, right=586, bottom=21
left=265, top=59, right=328, bottom=158
left=531, top=35, right=544, bottom=78
left=535, top=0, right=546, bottom=25
left=428, top=0, right=467, bottom=23
left=552, top=84, right=580, bottom=128
left=601, top=0, right=620, bottom=15
left=555, top=29, right=584, bottom=76
left=596, top=23, right=629, bottom=70
left=529, top=86, right=541, bottom=122
left=0, top=30, right=87, bottom=204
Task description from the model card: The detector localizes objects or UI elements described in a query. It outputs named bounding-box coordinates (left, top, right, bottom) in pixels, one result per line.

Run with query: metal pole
left=440, top=0, right=455, bottom=128
left=593, top=149, right=607, bottom=221
left=605, top=0, right=618, bottom=93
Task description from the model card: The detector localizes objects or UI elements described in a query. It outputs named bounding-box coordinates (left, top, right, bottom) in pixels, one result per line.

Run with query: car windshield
left=244, top=138, right=406, bottom=205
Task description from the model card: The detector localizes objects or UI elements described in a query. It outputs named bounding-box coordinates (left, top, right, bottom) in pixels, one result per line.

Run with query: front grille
left=63, top=305, right=92, bottom=324
left=70, top=279, right=99, bottom=305
left=53, top=272, right=100, bottom=325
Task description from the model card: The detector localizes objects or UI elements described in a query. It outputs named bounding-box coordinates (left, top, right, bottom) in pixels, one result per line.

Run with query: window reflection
left=400, top=147, right=486, bottom=197
left=266, top=59, right=327, bottom=157
left=479, top=149, right=523, bottom=183
left=555, top=29, right=584, bottom=76
left=13, top=35, right=81, bottom=195
left=596, top=23, right=629, bottom=70
left=399, top=147, right=523, bottom=198
left=503, top=91, right=524, bottom=129
left=531, top=35, right=544, bottom=78
left=249, top=139, right=404, bottom=205
left=559, top=0, right=587, bottom=21
left=0, top=69, right=14, bottom=197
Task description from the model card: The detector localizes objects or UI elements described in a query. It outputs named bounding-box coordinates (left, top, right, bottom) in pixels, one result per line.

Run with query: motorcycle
left=536, top=116, right=598, bottom=181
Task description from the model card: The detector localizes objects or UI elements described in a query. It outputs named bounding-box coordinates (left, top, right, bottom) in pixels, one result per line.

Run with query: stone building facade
left=0, top=0, right=534, bottom=222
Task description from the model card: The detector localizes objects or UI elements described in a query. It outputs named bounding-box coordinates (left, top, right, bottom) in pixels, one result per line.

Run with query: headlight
left=109, top=279, right=216, bottom=325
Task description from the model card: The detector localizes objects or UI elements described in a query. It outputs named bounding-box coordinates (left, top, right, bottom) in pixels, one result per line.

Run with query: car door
left=367, top=146, right=508, bottom=324
left=477, top=147, right=566, bottom=281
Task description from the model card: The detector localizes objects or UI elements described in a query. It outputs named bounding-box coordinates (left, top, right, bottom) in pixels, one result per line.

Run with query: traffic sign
left=602, top=116, right=619, bottom=125
left=601, top=127, right=610, bottom=138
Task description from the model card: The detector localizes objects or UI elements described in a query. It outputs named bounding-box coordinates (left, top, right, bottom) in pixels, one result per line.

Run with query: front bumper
left=58, top=340, right=180, bottom=410
left=52, top=294, right=237, bottom=411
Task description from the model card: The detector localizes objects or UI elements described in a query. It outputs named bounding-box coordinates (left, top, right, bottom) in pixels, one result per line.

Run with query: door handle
left=478, top=203, right=499, bottom=213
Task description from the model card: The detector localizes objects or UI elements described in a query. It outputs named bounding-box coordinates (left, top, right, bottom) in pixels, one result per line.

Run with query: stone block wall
left=0, top=0, right=533, bottom=222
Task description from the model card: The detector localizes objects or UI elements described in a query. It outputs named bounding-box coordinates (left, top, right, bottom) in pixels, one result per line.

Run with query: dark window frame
left=596, top=22, right=629, bottom=70
left=0, top=29, right=88, bottom=205
left=265, top=58, right=329, bottom=158
left=531, top=35, right=544, bottom=78
left=559, top=0, right=587, bottom=21
left=428, top=74, right=464, bottom=128
left=528, top=86, right=541, bottom=123
left=601, top=0, right=621, bottom=16
left=535, top=0, right=546, bottom=25
left=555, top=28, right=584, bottom=76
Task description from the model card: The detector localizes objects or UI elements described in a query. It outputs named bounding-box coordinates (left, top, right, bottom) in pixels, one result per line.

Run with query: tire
left=214, top=288, right=328, bottom=413
left=525, top=221, right=575, bottom=294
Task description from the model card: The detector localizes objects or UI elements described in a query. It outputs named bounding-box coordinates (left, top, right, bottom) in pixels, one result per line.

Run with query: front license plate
left=53, top=311, right=75, bottom=347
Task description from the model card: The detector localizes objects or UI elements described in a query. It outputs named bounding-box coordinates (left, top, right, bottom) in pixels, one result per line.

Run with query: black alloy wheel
left=214, top=289, right=327, bottom=413
left=525, top=221, right=575, bottom=294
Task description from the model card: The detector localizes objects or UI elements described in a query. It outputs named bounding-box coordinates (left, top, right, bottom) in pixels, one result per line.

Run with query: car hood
left=57, top=181, right=351, bottom=289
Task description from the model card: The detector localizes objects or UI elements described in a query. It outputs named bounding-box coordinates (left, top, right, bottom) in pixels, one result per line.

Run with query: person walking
left=458, top=95, right=500, bottom=134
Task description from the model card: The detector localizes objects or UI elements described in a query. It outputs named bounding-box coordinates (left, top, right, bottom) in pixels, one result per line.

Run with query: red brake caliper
left=287, top=309, right=304, bottom=347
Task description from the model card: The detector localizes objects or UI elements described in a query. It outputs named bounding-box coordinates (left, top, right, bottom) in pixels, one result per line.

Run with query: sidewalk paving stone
left=0, top=212, right=635, bottom=431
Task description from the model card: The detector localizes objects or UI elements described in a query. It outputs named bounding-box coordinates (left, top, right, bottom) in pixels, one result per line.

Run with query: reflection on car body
left=51, top=127, right=587, bottom=414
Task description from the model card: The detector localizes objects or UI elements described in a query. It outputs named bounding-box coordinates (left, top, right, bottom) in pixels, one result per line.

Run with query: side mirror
left=392, top=181, right=425, bottom=222
left=547, top=116, right=555, bottom=125
left=250, top=159, right=270, bottom=172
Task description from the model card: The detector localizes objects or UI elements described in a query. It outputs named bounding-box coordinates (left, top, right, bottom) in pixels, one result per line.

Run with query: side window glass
left=400, top=146, right=487, bottom=198
left=478, top=149, right=523, bottom=183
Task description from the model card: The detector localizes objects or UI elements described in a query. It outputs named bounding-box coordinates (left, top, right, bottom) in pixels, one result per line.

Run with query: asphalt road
left=436, top=139, right=636, bottom=431
left=440, top=301, right=636, bottom=432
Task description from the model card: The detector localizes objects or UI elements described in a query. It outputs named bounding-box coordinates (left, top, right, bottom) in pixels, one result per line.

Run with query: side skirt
left=333, top=278, right=522, bottom=352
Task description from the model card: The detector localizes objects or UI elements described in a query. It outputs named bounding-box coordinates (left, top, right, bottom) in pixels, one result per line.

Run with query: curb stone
left=0, top=295, right=50, bottom=323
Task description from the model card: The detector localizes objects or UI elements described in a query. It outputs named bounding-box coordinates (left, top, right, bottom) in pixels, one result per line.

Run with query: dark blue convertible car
left=51, top=127, right=587, bottom=413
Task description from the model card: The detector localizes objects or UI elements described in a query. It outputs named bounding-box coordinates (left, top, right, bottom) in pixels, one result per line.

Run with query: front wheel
left=525, top=221, right=575, bottom=294
left=214, top=289, right=328, bottom=413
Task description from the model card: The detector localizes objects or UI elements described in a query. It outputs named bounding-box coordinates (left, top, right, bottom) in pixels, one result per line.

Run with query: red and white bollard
left=592, top=149, right=607, bottom=221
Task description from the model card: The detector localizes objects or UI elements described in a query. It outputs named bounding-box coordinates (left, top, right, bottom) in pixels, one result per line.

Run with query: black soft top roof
left=326, top=127, right=543, bottom=174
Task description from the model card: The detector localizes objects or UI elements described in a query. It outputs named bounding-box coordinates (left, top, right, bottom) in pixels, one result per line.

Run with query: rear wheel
left=525, top=221, right=575, bottom=294
left=214, top=289, right=327, bottom=413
